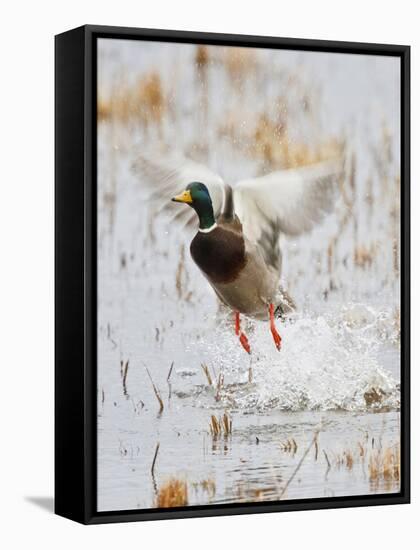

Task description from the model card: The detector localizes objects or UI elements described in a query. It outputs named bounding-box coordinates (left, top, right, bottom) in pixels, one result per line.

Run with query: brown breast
left=190, top=226, right=246, bottom=284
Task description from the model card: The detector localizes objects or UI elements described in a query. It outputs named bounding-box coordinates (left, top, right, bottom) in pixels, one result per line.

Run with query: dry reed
left=369, top=444, right=400, bottom=483
left=209, top=413, right=232, bottom=438
left=145, top=367, right=164, bottom=414
left=121, top=360, right=129, bottom=397
left=200, top=363, right=213, bottom=386
left=223, top=47, right=258, bottom=85
left=151, top=443, right=160, bottom=477
left=167, top=361, right=174, bottom=401
left=252, top=113, right=343, bottom=169
left=215, top=372, right=225, bottom=402
left=278, top=427, right=321, bottom=499
left=155, top=478, right=188, bottom=508
left=195, top=45, right=209, bottom=68
left=191, top=478, right=216, bottom=498
left=98, top=71, right=165, bottom=126
left=280, top=438, right=298, bottom=454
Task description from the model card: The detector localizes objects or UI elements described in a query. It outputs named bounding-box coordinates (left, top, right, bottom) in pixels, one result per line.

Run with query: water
left=96, top=40, right=401, bottom=512
left=97, top=211, right=400, bottom=511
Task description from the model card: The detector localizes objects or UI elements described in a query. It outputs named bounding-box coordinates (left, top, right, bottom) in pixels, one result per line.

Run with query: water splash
left=189, top=303, right=400, bottom=413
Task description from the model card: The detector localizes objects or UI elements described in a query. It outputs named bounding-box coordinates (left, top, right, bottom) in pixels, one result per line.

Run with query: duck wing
left=132, top=151, right=228, bottom=230
left=233, top=159, right=343, bottom=271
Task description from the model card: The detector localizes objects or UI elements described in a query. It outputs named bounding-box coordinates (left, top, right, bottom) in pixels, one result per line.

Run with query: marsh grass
left=329, top=439, right=400, bottom=485
left=251, top=113, right=344, bottom=169
left=223, top=47, right=258, bottom=87
left=149, top=435, right=400, bottom=507
left=215, top=372, right=225, bottom=402
left=145, top=366, right=164, bottom=414
left=278, top=428, right=322, bottom=499
left=155, top=478, right=188, bottom=508
left=98, top=71, right=165, bottom=127
left=209, top=413, right=232, bottom=438
left=201, top=363, right=213, bottom=386
left=167, top=361, right=174, bottom=401
left=121, top=360, right=129, bottom=397
left=191, top=478, right=216, bottom=498
left=280, top=438, right=298, bottom=455
left=233, top=481, right=278, bottom=503
left=151, top=443, right=160, bottom=476
left=369, top=445, right=400, bottom=484
left=195, top=45, right=209, bottom=68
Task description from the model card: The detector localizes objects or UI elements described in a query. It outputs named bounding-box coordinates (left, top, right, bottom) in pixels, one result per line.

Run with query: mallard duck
left=133, top=152, right=342, bottom=353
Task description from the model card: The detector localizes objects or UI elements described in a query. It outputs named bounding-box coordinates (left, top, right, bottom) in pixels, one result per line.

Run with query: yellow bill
left=172, top=189, right=193, bottom=204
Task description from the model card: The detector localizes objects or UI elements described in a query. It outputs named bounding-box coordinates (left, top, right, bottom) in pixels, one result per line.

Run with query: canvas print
left=97, top=38, right=401, bottom=512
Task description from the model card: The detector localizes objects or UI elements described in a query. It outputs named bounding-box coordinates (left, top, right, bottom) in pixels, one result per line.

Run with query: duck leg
left=269, top=303, right=282, bottom=351
left=234, top=312, right=251, bottom=354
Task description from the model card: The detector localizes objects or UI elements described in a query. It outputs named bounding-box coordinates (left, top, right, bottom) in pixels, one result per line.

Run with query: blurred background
left=98, top=39, right=400, bottom=315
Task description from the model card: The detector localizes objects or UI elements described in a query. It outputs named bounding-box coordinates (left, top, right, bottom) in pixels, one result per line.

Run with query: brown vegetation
left=201, top=363, right=213, bottom=386
left=145, top=367, right=164, bottom=414
left=155, top=478, right=188, bottom=508
left=252, top=113, right=343, bottom=169
left=209, top=412, right=232, bottom=438
left=223, top=47, right=258, bottom=84
left=98, top=71, right=165, bottom=125
left=280, top=438, right=298, bottom=455
left=191, top=478, right=216, bottom=498
left=369, top=445, right=400, bottom=483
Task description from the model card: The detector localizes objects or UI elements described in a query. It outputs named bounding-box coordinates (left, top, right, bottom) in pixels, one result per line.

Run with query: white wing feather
left=132, top=151, right=342, bottom=269
left=132, top=151, right=225, bottom=228
left=233, top=159, right=343, bottom=269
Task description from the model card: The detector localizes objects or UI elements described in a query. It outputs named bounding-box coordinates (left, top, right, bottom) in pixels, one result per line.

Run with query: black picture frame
left=55, top=24, right=410, bottom=525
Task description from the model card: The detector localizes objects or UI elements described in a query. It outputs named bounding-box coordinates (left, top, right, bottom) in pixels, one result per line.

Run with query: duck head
left=172, top=182, right=216, bottom=231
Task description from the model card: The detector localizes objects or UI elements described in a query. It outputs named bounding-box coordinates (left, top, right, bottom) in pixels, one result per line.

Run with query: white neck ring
left=198, top=222, right=218, bottom=234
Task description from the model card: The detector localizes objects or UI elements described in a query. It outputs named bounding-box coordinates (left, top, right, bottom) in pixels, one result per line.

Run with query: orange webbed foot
left=269, top=303, right=282, bottom=351
left=235, top=312, right=251, bottom=354
left=270, top=325, right=282, bottom=351
left=239, top=332, right=251, bottom=354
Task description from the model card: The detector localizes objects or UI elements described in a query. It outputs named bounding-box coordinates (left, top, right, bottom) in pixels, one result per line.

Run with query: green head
left=172, top=182, right=216, bottom=230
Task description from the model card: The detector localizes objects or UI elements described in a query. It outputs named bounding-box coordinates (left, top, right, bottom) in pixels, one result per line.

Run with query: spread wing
left=132, top=150, right=343, bottom=272
left=233, top=159, right=343, bottom=270
left=131, top=151, right=226, bottom=229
